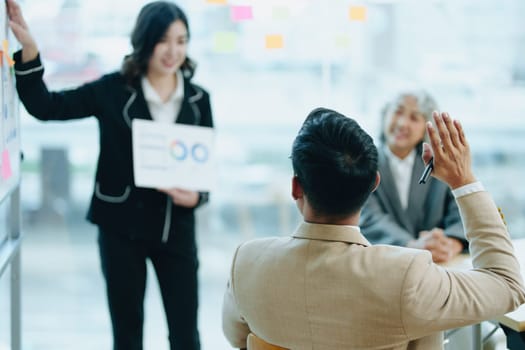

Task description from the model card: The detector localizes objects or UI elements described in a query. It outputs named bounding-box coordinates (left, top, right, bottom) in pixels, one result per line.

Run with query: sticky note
left=2, top=40, right=15, bottom=67
left=1, top=150, right=12, bottom=180
left=231, top=5, right=253, bottom=21
left=213, top=32, right=237, bottom=53
left=335, top=34, right=351, bottom=48
left=206, top=0, right=227, bottom=4
left=272, top=6, right=290, bottom=20
left=265, top=34, right=284, bottom=49
left=349, top=6, right=367, bottom=21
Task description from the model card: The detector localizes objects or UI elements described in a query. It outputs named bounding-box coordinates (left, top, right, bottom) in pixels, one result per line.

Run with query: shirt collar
left=141, top=70, right=184, bottom=104
left=384, top=145, right=416, bottom=167
left=292, top=222, right=370, bottom=246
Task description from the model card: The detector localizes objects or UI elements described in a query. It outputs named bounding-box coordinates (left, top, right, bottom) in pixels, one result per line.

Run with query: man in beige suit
left=222, top=108, right=525, bottom=349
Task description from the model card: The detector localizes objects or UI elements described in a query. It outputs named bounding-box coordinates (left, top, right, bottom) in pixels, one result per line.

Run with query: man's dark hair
left=121, top=1, right=196, bottom=83
left=292, top=108, right=378, bottom=217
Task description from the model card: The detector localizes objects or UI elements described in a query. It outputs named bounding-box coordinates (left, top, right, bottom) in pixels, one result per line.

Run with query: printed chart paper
left=132, top=119, right=215, bottom=191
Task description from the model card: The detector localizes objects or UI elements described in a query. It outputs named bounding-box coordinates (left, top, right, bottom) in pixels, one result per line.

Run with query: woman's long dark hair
left=121, top=1, right=196, bottom=83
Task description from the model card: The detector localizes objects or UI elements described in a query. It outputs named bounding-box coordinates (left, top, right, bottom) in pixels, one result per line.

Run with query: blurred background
left=1, top=0, right=524, bottom=349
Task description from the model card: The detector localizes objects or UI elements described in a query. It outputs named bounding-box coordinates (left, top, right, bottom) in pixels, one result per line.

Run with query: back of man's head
left=292, top=108, right=378, bottom=217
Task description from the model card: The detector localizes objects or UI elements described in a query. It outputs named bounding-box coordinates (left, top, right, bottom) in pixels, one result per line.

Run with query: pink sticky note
left=1, top=150, right=12, bottom=180
left=231, top=5, right=253, bottom=21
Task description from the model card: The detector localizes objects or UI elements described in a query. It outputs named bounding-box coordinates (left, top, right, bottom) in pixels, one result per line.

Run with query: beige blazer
left=222, top=191, right=525, bottom=349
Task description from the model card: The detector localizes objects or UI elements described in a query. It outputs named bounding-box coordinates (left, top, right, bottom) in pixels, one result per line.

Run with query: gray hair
left=378, top=90, right=438, bottom=146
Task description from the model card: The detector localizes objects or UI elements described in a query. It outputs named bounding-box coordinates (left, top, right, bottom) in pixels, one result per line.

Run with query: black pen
left=418, top=157, right=434, bottom=184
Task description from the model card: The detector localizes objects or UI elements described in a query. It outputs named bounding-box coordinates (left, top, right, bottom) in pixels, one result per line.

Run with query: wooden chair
left=247, top=333, right=288, bottom=350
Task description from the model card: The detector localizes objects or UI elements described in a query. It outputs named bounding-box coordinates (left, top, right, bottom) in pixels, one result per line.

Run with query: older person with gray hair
left=360, top=90, right=466, bottom=263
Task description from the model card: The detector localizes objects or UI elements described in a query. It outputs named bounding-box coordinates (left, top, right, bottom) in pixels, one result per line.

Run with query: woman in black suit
left=8, top=1, right=212, bottom=349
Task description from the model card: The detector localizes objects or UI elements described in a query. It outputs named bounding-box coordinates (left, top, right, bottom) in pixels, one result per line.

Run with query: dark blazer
left=14, top=51, right=213, bottom=243
left=360, top=147, right=467, bottom=248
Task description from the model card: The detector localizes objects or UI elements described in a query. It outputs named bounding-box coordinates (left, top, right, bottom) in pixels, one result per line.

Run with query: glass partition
left=15, top=0, right=525, bottom=349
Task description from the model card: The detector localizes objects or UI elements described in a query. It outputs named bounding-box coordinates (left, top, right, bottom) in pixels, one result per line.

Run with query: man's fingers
left=442, top=112, right=461, bottom=148
left=427, top=113, right=442, bottom=158
left=435, top=112, right=454, bottom=154
left=454, top=119, right=468, bottom=148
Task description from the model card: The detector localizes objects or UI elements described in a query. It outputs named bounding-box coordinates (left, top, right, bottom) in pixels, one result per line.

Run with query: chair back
left=247, top=333, right=288, bottom=350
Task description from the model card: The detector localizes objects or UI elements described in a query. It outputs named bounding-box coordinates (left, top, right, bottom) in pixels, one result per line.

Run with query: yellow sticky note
left=265, top=34, right=284, bottom=49
left=213, top=32, right=237, bottom=53
left=206, top=0, right=227, bottom=4
left=349, top=6, right=367, bottom=21
left=2, top=40, right=14, bottom=67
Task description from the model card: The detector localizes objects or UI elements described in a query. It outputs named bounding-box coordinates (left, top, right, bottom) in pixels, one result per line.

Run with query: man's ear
left=372, top=172, right=381, bottom=192
left=291, top=176, right=303, bottom=200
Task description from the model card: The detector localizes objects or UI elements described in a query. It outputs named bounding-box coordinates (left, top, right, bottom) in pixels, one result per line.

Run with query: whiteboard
left=0, top=1, right=20, bottom=244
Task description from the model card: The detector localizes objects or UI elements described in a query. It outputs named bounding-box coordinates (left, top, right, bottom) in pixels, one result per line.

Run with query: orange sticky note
left=1, top=150, right=12, bottom=180
left=265, top=34, right=284, bottom=49
left=2, top=40, right=14, bottom=67
left=349, top=6, right=367, bottom=21
left=206, top=0, right=227, bottom=4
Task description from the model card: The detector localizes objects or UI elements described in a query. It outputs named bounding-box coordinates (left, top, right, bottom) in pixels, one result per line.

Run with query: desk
left=496, top=239, right=525, bottom=349
left=442, top=238, right=525, bottom=350
left=439, top=254, right=483, bottom=350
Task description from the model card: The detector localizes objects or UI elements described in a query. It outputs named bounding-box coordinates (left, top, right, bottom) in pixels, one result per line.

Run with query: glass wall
left=11, top=0, right=525, bottom=349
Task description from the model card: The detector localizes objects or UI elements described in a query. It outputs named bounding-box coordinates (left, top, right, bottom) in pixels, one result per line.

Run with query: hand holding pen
left=418, top=157, right=433, bottom=184
left=420, top=112, right=476, bottom=189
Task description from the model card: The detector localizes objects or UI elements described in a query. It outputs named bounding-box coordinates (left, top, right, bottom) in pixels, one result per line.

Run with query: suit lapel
left=175, top=78, right=201, bottom=125
left=405, top=151, right=431, bottom=229
left=377, top=150, right=414, bottom=232
left=125, top=82, right=153, bottom=122
left=176, top=97, right=194, bottom=124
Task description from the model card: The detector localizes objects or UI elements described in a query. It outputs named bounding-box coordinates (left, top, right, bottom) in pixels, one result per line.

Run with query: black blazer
left=14, top=51, right=213, bottom=243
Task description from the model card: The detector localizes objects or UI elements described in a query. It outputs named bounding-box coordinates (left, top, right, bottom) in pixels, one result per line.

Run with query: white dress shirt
left=384, top=146, right=416, bottom=209
left=141, top=70, right=184, bottom=124
left=384, top=146, right=483, bottom=205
